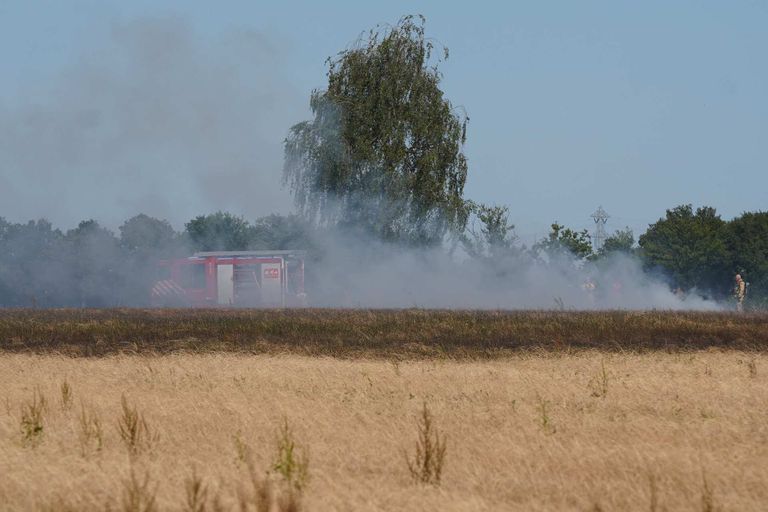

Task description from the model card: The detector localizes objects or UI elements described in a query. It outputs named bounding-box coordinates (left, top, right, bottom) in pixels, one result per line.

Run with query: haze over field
left=0, top=17, right=301, bottom=228
left=1, top=2, right=766, bottom=239
left=0, top=4, right=765, bottom=310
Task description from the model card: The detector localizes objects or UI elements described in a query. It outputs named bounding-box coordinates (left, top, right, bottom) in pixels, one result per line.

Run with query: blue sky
left=1, top=1, right=766, bottom=245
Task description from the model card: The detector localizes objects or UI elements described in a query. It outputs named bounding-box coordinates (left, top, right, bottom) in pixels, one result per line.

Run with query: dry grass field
left=2, top=350, right=768, bottom=511
left=2, top=309, right=768, bottom=357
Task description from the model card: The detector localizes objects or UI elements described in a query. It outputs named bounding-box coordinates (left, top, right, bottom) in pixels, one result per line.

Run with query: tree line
left=1, top=204, right=765, bottom=307
left=463, top=204, right=768, bottom=305
left=0, top=213, right=311, bottom=307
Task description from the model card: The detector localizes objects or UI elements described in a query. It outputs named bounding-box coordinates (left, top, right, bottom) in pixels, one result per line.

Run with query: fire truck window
left=180, top=264, right=206, bottom=289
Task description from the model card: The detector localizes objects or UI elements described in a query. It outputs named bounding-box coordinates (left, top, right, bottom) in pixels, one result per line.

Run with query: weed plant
left=78, top=404, right=104, bottom=456
left=121, top=470, right=157, bottom=512
left=701, top=470, right=716, bottom=512
left=271, top=418, right=310, bottom=492
left=184, top=469, right=208, bottom=512
left=589, top=359, right=609, bottom=398
left=406, top=402, right=447, bottom=485
left=60, top=380, right=73, bottom=412
left=747, top=359, right=757, bottom=378
left=537, top=395, right=556, bottom=435
left=20, top=388, right=46, bottom=447
left=117, top=395, right=159, bottom=457
left=237, top=440, right=305, bottom=512
left=233, top=430, right=251, bottom=467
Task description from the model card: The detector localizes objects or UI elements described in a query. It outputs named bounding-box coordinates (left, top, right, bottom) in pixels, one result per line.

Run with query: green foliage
left=639, top=205, right=729, bottom=294
left=462, top=202, right=518, bottom=259
left=184, top=211, right=254, bottom=252
left=534, top=223, right=593, bottom=260
left=119, top=214, right=178, bottom=255
left=251, top=214, right=314, bottom=251
left=536, top=395, right=556, bottom=435
left=271, top=417, right=309, bottom=491
left=598, top=227, right=635, bottom=257
left=284, top=15, right=469, bottom=247
left=20, top=388, right=46, bottom=447
left=724, top=211, right=768, bottom=302
left=184, top=212, right=314, bottom=253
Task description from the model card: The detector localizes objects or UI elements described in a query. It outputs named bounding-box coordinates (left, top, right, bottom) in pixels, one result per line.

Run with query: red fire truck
left=151, top=250, right=306, bottom=307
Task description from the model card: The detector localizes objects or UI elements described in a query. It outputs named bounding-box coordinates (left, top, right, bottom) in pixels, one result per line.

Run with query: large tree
left=639, top=205, right=729, bottom=294
left=283, top=15, right=469, bottom=247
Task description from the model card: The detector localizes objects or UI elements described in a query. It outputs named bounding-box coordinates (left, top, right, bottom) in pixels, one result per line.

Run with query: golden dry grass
left=2, top=351, right=767, bottom=511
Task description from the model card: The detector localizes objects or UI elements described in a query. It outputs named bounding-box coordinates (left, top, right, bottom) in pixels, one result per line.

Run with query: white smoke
left=0, top=16, right=726, bottom=311
left=0, top=17, right=303, bottom=230
left=304, top=229, right=722, bottom=310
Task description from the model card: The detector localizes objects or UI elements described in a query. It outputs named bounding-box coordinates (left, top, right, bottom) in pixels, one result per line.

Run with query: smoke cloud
left=304, top=230, right=721, bottom=310
left=0, top=17, right=727, bottom=311
left=0, top=17, right=303, bottom=229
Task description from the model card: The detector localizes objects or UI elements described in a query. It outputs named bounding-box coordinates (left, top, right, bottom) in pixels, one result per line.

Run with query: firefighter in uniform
left=734, top=274, right=746, bottom=312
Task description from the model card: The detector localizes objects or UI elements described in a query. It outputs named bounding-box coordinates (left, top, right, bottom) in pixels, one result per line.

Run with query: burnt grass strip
left=0, top=309, right=767, bottom=358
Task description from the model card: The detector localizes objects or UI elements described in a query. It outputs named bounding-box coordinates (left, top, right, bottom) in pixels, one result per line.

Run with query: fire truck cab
left=151, top=250, right=306, bottom=307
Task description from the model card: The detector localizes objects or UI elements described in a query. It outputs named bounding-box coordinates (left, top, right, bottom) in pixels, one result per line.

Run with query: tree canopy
left=597, top=227, right=635, bottom=257
left=534, top=223, right=593, bottom=261
left=724, top=211, right=768, bottom=302
left=283, top=15, right=469, bottom=247
left=251, top=214, right=314, bottom=251
left=639, top=205, right=729, bottom=293
left=461, top=202, right=518, bottom=260
left=184, top=212, right=254, bottom=252
left=119, top=214, right=178, bottom=255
